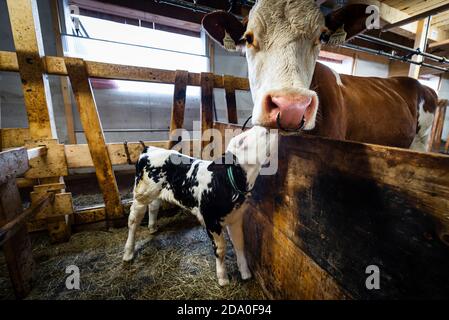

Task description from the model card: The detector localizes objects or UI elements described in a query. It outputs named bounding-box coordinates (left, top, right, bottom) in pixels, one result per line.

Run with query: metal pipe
left=75, top=129, right=171, bottom=133
left=155, top=0, right=244, bottom=19
left=342, top=43, right=449, bottom=73
left=356, top=34, right=449, bottom=64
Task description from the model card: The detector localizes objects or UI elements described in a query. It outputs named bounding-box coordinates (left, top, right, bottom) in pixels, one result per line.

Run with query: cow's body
left=309, top=62, right=438, bottom=149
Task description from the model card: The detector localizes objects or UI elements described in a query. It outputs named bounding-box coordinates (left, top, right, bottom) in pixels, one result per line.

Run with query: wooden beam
left=50, top=0, right=77, bottom=144
left=382, top=3, right=449, bottom=33
left=0, top=148, right=34, bottom=299
left=429, top=37, right=449, bottom=49
left=0, top=148, right=29, bottom=185
left=224, top=75, right=238, bottom=124
left=65, top=57, right=124, bottom=225
left=200, top=72, right=215, bottom=159
left=0, top=128, right=31, bottom=150
left=0, top=193, right=53, bottom=247
left=409, top=18, right=431, bottom=79
left=6, top=0, right=57, bottom=139
left=0, top=51, right=251, bottom=91
left=169, top=70, right=188, bottom=149
left=428, top=100, right=448, bottom=153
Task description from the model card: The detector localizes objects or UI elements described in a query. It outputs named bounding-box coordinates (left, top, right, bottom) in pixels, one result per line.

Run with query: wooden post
left=6, top=0, right=70, bottom=242
left=408, top=18, right=431, bottom=79
left=50, top=0, right=77, bottom=144
left=168, top=70, right=188, bottom=149
left=0, top=148, right=34, bottom=299
left=428, top=100, right=448, bottom=152
left=6, top=0, right=57, bottom=138
left=200, top=72, right=215, bottom=159
left=65, top=57, right=124, bottom=227
left=224, top=75, right=238, bottom=124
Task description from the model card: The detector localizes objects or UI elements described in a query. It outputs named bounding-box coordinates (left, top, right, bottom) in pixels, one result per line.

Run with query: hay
left=0, top=211, right=266, bottom=300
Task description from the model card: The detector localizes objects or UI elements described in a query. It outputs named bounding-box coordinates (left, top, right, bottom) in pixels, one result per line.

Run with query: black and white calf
left=123, top=126, right=276, bottom=285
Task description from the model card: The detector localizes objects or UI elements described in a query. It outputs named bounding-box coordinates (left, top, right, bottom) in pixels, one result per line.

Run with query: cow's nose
left=267, top=94, right=313, bottom=129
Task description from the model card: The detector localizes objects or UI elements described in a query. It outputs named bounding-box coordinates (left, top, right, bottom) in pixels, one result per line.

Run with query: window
left=64, top=14, right=208, bottom=72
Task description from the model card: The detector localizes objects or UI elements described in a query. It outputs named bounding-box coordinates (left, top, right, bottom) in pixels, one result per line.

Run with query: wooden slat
left=428, top=100, right=447, bottom=152
left=26, top=146, right=47, bottom=160
left=169, top=70, right=188, bottom=149
left=0, top=193, right=53, bottom=247
left=200, top=72, right=215, bottom=159
left=0, top=148, right=29, bottom=185
left=0, top=128, right=30, bottom=149
left=224, top=75, right=238, bottom=124
left=50, top=0, right=76, bottom=144
left=0, top=51, right=251, bottom=91
left=0, top=178, right=34, bottom=299
left=6, top=0, right=57, bottom=139
left=408, top=18, right=431, bottom=79
left=65, top=57, right=123, bottom=224
left=245, top=134, right=449, bottom=299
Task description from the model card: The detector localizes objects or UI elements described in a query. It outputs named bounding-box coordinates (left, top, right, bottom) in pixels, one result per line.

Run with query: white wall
left=353, top=58, right=389, bottom=78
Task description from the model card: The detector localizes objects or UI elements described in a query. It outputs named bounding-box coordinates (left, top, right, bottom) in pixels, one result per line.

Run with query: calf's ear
left=323, top=4, right=371, bottom=45
left=202, top=11, right=246, bottom=52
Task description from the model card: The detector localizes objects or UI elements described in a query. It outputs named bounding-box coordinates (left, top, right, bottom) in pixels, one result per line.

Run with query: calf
left=123, top=126, right=276, bottom=285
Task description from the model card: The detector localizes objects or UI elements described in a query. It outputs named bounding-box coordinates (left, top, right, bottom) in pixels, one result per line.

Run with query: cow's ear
left=323, top=4, right=371, bottom=45
left=202, top=11, right=246, bottom=52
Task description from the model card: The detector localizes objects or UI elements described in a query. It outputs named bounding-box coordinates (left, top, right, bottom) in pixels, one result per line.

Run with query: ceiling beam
left=347, top=0, right=444, bottom=42
left=382, top=2, right=449, bottom=33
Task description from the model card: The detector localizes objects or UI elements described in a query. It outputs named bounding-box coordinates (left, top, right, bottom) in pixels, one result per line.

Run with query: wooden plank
left=26, top=146, right=47, bottom=160
left=200, top=72, right=215, bottom=159
left=24, top=139, right=68, bottom=178
left=245, top=135, right=449, bottom=299
left=0, top=193, right=53, bottom=247
left=169, top=70, right=188, bottom=149
left=243, top=204, right=349, bottom=300
left=0, top=148, right=29, bottom=185
left=0, top=128, right=30, bottom=149
left=50, top=0, right=77, bottom=144
left=6, top=0, right=57, bottom=139
left=64, top=57, right=123, bottom=224
left=428, top=100, right=447, bottom=152
left=0, top=51, right=251, bottom=91
left=224, top=75, right=238, bottom=124
left=0, top=178, right=35, bottom=299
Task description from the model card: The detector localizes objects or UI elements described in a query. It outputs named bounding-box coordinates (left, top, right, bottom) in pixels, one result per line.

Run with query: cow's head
left=202, top=1, right=370, bottom=132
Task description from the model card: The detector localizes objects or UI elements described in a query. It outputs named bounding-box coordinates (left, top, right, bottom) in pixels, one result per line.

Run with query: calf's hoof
left=122, top=251, right=134, bottom=262
left=148, top=225, right=158, bottom=234
left=241, top=271, right=252, bottom=281
left=218, top=277, right=230, bottom=286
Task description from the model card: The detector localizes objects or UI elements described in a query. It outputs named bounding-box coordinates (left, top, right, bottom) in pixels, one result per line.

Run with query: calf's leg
left=227, top=216, right=251, bottom=280
left=207, top=230, right=229, bottom=286
left=148, top=199, right=161, bottom=234
left=123, top=199, right=148, bottom=261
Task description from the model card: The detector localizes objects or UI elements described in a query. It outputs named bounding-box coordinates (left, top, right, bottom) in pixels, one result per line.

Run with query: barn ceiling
left=70, top=0, right=449, bottom=75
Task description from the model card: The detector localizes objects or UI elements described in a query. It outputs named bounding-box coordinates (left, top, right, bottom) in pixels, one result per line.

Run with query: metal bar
left=342, top=43, right=449, bottom=73
left=356, top=34, right=449, bottom=64
left=382, top=3, right=449, bottom=32
left=61, top=33, right=208, bottom=58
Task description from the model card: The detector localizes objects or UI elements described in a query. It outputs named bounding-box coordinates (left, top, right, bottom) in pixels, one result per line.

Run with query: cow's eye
left=245, top=33, right=254, bottom=45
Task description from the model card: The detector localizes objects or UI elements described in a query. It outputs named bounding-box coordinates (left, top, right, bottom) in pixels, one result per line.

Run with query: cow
left=123, top=126, right=277, bottom=285
left=202, top=1, right=438, bottom=151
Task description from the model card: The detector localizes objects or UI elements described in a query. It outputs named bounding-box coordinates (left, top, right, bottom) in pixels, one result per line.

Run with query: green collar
left=226, top=165, right=247, bottom=196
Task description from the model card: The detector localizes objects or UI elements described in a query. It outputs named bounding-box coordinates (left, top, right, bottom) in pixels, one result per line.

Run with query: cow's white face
left=243, top=0, right=323, bottom=131
left=202, top=1, right=369, bottom=132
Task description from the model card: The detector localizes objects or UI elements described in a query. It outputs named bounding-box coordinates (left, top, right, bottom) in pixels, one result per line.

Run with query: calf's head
left=203, top=1, right=370, bottom=131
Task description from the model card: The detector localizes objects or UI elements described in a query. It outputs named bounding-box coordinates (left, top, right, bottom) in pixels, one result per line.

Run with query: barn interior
left=0, top=0, right=449, bottom=300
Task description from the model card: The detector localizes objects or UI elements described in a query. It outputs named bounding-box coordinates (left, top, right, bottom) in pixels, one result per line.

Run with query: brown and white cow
left=202, top=1, right=438, bottom=151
